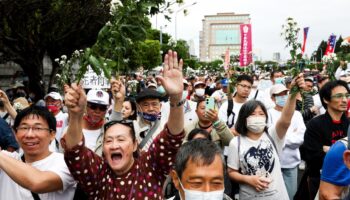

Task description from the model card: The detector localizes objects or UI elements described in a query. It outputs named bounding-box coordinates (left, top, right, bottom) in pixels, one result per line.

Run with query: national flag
left=301, top=27, right=309, bottom=55
left=324, top=34, right=337, bottom=56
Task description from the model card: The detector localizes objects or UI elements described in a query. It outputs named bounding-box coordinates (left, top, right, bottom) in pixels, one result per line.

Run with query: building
left=199, top=12, right=250, bottom=62
left=272, top=52, right=281, bottom=62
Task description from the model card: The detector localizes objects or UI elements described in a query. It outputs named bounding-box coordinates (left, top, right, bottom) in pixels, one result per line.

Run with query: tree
left=0, top=0, right=111, bottom=99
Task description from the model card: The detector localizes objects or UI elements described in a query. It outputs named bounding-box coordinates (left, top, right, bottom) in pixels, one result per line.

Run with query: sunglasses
left=104, top=119, right=134, bottom=132
left=87, top=103, right=108, bottom=111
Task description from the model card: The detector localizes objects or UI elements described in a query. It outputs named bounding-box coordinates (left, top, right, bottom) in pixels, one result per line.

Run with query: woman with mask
left=62, top=50, right=185, bottom=200
left=191, top=81, right=206, bottom=102
left=226, top=74, right=305, bottom=200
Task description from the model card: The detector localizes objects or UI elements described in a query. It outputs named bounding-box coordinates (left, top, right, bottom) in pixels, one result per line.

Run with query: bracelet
left=170, top=98, right=186, bottom=107
left=213, top=120, right=221, bottom=127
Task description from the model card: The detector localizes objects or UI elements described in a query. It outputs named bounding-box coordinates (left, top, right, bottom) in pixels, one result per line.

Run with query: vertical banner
left=240, top=24, right=252, bottom=67
left=324, top=34, right=337, bottom=56
left=301, top=27, right=309, bottom=55
left=223, top=48, right=230, bottom=71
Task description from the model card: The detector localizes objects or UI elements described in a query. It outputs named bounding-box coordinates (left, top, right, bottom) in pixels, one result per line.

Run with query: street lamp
left=175, top=2, right=197, bottom=41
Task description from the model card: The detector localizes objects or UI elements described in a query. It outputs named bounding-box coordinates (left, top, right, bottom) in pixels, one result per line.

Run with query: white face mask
left=195, top=88, right=205, bottom=97
left=178, top=178, right=224, bottom=200
left=246, top=116, right=266, bottom=133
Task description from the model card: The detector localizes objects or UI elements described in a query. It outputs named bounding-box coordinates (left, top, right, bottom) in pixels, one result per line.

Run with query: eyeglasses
left=16, top=126, right=51, bottom=133
left=237, top=84, right=252, bottom=90
left=331, top=93, right=350, bottom=99
left=87, top=103, right=108, bottom=111
left=104, top=120, right=134, bottom=133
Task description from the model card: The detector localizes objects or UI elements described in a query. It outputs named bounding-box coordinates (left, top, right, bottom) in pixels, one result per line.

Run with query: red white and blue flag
left=324, top=34, right=337, bottom=56
left=301, top=27, right=309, bottom=55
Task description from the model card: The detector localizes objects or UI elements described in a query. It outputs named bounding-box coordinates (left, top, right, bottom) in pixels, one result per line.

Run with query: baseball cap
left=136, top=88, right=163, bottom=103
left=86, top=89, right=109, bottom=105
left=183, top=79, right=189, bottom=86
left=221, top=79, right=229, bottom=87
left=44, top=92, right=63, bottom=101
left=147, top=82, right=158, bottom=89
left=194, top=81, right=205, bottom=88
left=270, top=84, right=289, bottom=97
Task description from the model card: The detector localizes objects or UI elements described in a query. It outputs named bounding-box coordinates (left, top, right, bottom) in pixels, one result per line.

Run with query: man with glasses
left=0, top=106, right=76, bottom=199
left=300, top=80, right=350, bottom=199
left=218, top=74, right=253, bottom=134
left=82, top=89, right=109, bottom=152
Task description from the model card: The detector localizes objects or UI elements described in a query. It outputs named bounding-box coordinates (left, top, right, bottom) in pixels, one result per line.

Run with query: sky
left=150, top=0, right=350, bottom=61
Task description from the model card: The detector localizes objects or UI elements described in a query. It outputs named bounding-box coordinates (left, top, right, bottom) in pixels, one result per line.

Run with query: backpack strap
left=226, top=100, right=235, bottom=128
left=20, top=155, right=41, bottom=200
left=254, top=89, right=259, bottom=99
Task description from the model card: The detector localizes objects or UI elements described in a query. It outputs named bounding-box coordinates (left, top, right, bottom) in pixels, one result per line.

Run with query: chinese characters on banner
left=82, top=66, right=110, bottom=89
left=223, top=48, right=230, bottom=71
left=239, top=24, right=252, bottom=67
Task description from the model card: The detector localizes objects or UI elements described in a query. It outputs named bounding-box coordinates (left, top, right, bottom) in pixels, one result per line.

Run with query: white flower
left=54, top=58, right=59, bottom=62
left=106, top=21, right=112, bottom=26
left=56, top=74, right=61, bottom=78
left=61, top=55, right=67, bottom=60
left=59, top=60, right=65, bottom=65
left=74, top=50, right=80, bottom=56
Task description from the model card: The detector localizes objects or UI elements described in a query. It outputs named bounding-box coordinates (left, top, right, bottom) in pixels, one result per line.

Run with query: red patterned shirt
left=64, top=126, right=184, bottom=200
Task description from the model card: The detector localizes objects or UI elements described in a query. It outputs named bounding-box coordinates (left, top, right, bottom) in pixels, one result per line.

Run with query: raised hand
left=157, top=50, right=184, bottom=98
left=0, top=90, right=10, bottom=105
left=64, top=83, right=86, bottom=117
left=206, top=109, right=219, bottom=123
left=110, top=79, right=125, bottom=102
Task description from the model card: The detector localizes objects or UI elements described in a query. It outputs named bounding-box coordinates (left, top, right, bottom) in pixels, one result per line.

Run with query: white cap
left=86, top=89, right=109, bottom=105
left=194, top=81, right=205, bottom=88
left=270, top=84, right=289, bottom=97
left=183, top=79, right=189, bottom=85
left=44, top=92, right=63, bottom=101
left=147, top=82, right=157, bottom=89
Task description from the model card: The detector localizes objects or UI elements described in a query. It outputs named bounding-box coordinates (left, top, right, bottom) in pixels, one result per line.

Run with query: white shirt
left=83, top=128, right=101, bottom=151
left=161, top=100, right=198, bottom=127
left=313, top=93, right=326, bottom=115
left=0, top=151, right=76, bottom=200
left=227, top=126, right=288, bottom=200
left=268, top=108, right=306, bottom=168
left=54, top=111, right=69, bottom=142
left=218, top=100, right=243, bottom=127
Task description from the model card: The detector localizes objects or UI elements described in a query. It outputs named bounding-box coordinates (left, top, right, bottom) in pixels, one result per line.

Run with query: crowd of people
left=0, top=49, right=350, bottom=200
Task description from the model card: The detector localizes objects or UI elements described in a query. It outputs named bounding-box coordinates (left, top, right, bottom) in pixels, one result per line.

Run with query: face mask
left=275, top=78, right=285, bottom=85
left=157, top=86, right=166, bottom=95
left=246, top=116, right=266, bottom=133
left=275, top=95, right=288, bottom=107
left=182, top=91, right=188, bottom=100
left=47, top=104, right=60, bottom=114
left=138, top=112, right=160, bottom=122
left=83, top=115, right=104, bottom=128
left=178, top=178, right=224, bottom=200
left=195, top=88, right=205, bottom=97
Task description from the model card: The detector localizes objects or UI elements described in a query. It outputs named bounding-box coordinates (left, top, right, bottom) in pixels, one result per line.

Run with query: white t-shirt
left=268, top=108, right=306, bottom=168
left=0, top=151, right=76, bottom=200
left=227, top=126, right=289, bottom=200
left=218, top=100, right=243, bottom=127
left=55, top=111, right=69, bottom=142
left=161, top=100, right=198, bottom=127
left=83, top=128, right=101, bottom=151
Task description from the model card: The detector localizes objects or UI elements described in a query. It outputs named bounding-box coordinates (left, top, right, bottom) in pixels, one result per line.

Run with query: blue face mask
left=275, top=77, right=285, bottom=85
left=275, top=95, right=288, bottom=107
left=138, top=112, right=160, bottom=122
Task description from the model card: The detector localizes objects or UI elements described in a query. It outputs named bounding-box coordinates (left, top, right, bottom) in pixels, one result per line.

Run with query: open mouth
left=111, top=152, right=123, bottom=162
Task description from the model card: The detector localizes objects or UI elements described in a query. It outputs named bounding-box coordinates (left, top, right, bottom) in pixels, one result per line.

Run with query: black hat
left=136, top=88, right=163, bottom=103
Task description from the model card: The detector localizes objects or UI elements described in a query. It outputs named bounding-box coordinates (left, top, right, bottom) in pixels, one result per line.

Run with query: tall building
left=199, top=12, right=250, bottom=62
left=272, top=52, right=281, bottom=62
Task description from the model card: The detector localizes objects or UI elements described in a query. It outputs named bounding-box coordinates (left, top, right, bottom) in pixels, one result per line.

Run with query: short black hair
left=270, top=70, right=283, bottom=79
left=187, top=128, right=212, bottom=141
left=319, top=80, right=350, bottom=109
left=196, top=98, right=206, bottom=109
left=13, top=105, right=56, bottom=132
left=237, top=74, right=253, bottom=85
left=174, top=139, right=225, bottom=179
left=235, top=100, right=268, bottom=136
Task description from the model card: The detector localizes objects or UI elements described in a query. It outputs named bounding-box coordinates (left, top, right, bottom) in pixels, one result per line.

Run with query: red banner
left=223, top=48, right=230, bottom=71
left=240, top=24, right=252, bottom=67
